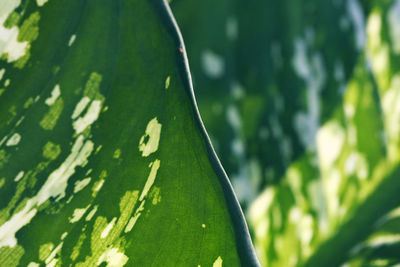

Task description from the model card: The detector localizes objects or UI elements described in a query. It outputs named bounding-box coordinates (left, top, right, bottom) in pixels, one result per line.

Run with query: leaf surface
left=0, top=0, right=259, bottom=266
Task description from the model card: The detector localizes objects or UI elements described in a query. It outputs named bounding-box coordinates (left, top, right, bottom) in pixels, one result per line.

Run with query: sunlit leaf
left=0, top=0, right=259, bottom=266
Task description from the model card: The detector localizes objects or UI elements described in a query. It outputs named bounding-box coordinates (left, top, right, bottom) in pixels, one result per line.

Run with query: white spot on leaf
left=72, top=97, right=91, bottom=119
left=69, top=206, right=89, bottom=223
left=138, top=117, right=162, bottom=157
left=85, top=205, right=98, bottom=221
left=6, top=133, right=21, bottom=146
left=45, top=85, right=61, bottom=106
left=14, top=170, right=24, bottom=182
left=73, top=100, right=102, bottom=134
left=97, top=248, right=128, bottom=267
left=213, top=256, right=223, bottom=267
left=73, top=177, right=91, bottom=193
left=68, top=34, right=76, bottom=46
left=101, top=217, right=117, bottom=239
left=139, top=160, right=160, bottom=201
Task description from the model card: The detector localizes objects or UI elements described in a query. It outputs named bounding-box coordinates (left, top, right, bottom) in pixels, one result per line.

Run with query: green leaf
left=0, top=0, right=259, bottom=266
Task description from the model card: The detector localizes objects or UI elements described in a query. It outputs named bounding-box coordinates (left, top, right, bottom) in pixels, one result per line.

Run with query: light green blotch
left=19, top=12, right=40, bottom=42
left=0, top=89, right=4, bottom=96
left=0, top=150, right=10, bottom=169
left=75, top=217, right=123, bottom=267
left=0, top=172, right=31, bottom=224
left=27, top=262, right=39, bottom=267
left=23, top=161, right=49, bottom=191
left=371, top=258, right=391, bottom=267
left=71, top=73, right=105, bottom=134
left=0, top=245, right=24, bottom=267
left=4, top=11, right=21, bottom=28
left=119, top=191, right=139, bottom=216
left=14, top=12, right=40, bottom=69
left=149, top=186, right=161, bottom=205
left=165, top=76, right=170, bottom=89
left=92, top=179, right=104, bottom=196
left=53, top=66, right=60, bottom=75
left=83, top=72, right=104, bottom=101
left=42, top=141, right=61, bottom=160
left=40, top=98, right=64, bottom=130
left=113, top=149, right=121, bottom=159
left=76, top=191, right=138, bottom=266
left=100, top=170, right=107, bottom=179
left=92, top=170, right=107, bottom=196
left=0, top=178, right=5, bottom=188
left=39, top=242, right=54, bottom=261
left=213, top=256, right=223, bottom=267
left=70, top=233, right=86, bottom=261
left=0, top=184, right=27, bottom=223
left=95, top=144, right=103, bottom=154
left=24, top=97, right=34, bottom=109
left=7, top=105, right=16, bottom=125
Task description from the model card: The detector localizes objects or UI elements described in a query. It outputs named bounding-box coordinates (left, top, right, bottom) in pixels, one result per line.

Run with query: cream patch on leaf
left=73, top=177, right=91, bottom=193
left=69, top=206, right=90, bottom=223
left=45, top=85, right=61, bottom=106
left=97, top=248, right=128, bottom=267
left=139, top=160, right=160, bottom=201
left=36, top=0, right=48, bottom=6
left=101, top=217, right=117, bottom=239
left=72, top=97, right=91, bottom=119
left=213, top=256, right=223, bottom=267
left=6, top=133, right=21, bottom=146
left=138, top=117, right=162, bottom=157
left=73, top=100, right=102, bottom=134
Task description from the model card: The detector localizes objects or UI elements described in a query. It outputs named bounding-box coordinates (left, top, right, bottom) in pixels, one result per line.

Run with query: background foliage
left=172, top=0, right=400, bottom=266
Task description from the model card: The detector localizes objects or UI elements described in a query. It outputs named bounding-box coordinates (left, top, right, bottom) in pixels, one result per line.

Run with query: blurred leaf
left=0, top=0, right=259, bottom=266
left=248, top=1, right=400, bottom=266
left=171, top=0, right=361, bottom=205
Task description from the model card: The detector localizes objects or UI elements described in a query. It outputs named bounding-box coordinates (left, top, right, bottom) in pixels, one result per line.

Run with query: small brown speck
left=178, top=47, right=183, bottom=53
